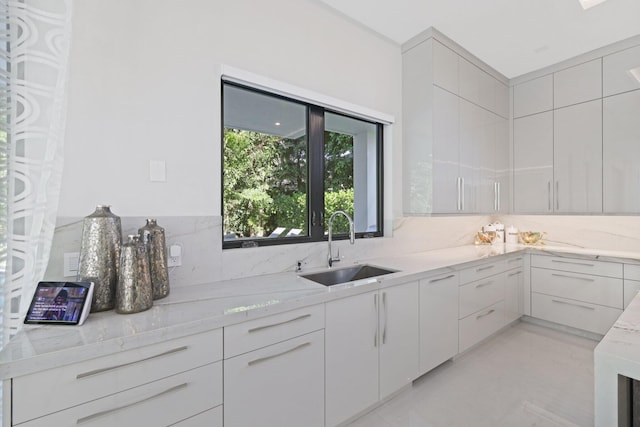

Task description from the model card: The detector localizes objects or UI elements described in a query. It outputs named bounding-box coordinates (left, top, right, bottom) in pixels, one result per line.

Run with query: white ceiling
left=316, top=0, right=640, bottom=78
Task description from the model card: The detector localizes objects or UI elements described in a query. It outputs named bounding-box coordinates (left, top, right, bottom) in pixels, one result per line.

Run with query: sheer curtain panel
left=2, top=0, right=72, bottom=345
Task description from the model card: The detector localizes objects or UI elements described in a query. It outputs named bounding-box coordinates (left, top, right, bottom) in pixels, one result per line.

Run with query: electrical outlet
left=167, top=244, right=182, bottom=267
left=64, top=252, right=80, bottom=277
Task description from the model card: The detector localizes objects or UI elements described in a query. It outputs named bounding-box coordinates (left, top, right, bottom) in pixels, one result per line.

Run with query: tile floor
left=348, top=321, right=597, bottom=427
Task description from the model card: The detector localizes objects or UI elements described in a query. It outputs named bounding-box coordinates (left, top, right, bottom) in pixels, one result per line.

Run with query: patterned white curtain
left=1, top=0, right=72, bottom=346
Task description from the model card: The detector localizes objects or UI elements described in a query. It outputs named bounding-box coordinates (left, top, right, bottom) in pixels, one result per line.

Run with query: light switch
left=64, top=252, right=80, bottom=277
left=149, top=160, right=166, bottom=182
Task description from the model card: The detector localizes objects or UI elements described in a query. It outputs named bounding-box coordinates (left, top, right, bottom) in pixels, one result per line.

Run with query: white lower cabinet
left=325, top=282, right=419, bottom=427
left=224, top=330, right=325, bottom=427
left=20, top=362, right=222, bottom=427
left=419, top=272, right=459, bottom=374
left=223, top=305, right=325, bottom=427
left=12, top=329, right=223, bottom=427
left=531, top=254, right=624, bottom=335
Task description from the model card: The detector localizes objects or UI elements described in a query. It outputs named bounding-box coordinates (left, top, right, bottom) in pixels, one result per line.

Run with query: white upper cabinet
left=513, top=111, right=554, bottom=213
left=432, top=40, right=458, bottom=94
left=403, top=35, right=509, bottom=215
left=513, top=74, right=553, bottom=118
left=459, top=57, right=481, bottom=106
left=554, top=58, right=602, bottom=108
left=603, top=90, right=640, bottom=213
left=603, top=45, right=640, bottom=97
left=553, top=100, right=603, bottom=213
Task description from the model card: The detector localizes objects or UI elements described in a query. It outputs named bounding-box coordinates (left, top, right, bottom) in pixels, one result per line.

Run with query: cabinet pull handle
left=76, top=383, right=188, bottom=424
left=508, top=271, right=523, bottom=277
left=247, top=313, right=311, bottom=333
left=461, top=177, right=465, bottom=211
left=475, top=280, right=493, bottom=289
left=374, top=293, right=378, bottom=347
left=476, top=309, right=495, bottom=320
left=550, top=259, right=595, bottom=267
left=497, top=182, right=500, bottom=211
left=76, top=346, right=189, bottom=379
left=247, top=341, right=311, bottom=366
left=556, top=181, right=559, bottom=211
left=382, top=292, right=388, bottom=345
left=508, top=257, right=523, bottom=263
left=457, top=177, right=462, bottom=211
left=551, top=273, right=595, bottom=282
left=548, top=181, right=551, bottom=211
left=494, top=182, right=499, bottom=212
left=429, top=274, right=455, bottom=283
left=551, top=299, right=596, bottom=311
left=476, top=265, right=494, bottom=272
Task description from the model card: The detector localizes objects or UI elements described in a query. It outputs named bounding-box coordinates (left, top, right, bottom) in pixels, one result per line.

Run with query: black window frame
left=221, top=81, right=384, bottom=249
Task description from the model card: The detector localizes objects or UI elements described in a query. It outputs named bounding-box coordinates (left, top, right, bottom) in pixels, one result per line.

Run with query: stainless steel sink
left=301, top=264, right=396, bottom=286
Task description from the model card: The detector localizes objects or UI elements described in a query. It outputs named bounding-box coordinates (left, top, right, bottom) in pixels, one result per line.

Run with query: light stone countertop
left=3, top=243, right=640, bottom=381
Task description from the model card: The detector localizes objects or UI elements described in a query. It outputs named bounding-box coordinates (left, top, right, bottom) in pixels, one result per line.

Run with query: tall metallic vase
left=116, top=235, right=153, bottom=314
left=138, top=219, right=170, bottom=299
left=78, top=205, right=122, bottom=312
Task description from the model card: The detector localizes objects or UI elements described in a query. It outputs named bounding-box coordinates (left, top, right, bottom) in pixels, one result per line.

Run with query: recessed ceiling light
left=628, top=67, right=640, bottom=83
left=274, top=122, right=281, bottom=126
left=578, top=0, right=608, bottom=10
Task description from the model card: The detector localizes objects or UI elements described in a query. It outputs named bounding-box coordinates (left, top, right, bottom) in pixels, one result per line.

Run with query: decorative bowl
left=519, top=231, right=545, bottom=245
left=475, top=231, right=496, bottom=245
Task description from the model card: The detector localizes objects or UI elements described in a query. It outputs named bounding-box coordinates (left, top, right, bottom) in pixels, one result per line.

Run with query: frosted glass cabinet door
left=513, top=111, right=554, bottom=213
left=432, top=86, right=460, bottom=213
left=553, top=99, right=603, bottom=213
left=603, top=90, right=640, bottom=213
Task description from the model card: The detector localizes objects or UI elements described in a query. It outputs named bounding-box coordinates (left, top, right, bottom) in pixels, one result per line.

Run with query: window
left=222, top=82, right=383, bottom=248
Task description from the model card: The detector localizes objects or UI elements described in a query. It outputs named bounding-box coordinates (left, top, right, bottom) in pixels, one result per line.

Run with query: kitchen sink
left=301, top=264, right=396, bottom=286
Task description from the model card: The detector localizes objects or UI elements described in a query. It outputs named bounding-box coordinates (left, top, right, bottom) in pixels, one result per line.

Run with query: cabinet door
left=459, top=98, right=481, bottom=212
left=603, top=90, right=640, bottom=213
left=379, top=281, right=420, bottom=399
left=433, top=39, right=458, bottom=94
left=495, top=115, right=510, bottom=213
left=505, top=269, right=525, bottom=324
left=513, top=111, right=554, bottom=213
left=224, top=330, right=324, bottom=427
left=325, top=292, right=379, bottom=427
left=553, top=100, right=603, bottom=213
left=603, top=45, right=640, bottom=97
left=459, top=57, right=481, bottom=105
left=513, top=75, right=553, bottom=118
left=432, top=86, right=460, bottom=213
left=554, top=58, right=602, bottom=108
left=476, top=108, right=496, bottom=213
left=420, top=273, right=458, bottom=374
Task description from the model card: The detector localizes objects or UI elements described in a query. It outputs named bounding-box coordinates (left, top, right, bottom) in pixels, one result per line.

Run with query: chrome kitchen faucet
left=327, top=210, right=355, bottom=268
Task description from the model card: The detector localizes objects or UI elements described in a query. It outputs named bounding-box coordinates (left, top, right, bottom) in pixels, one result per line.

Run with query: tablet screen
left=25, top=282, right=93, bottom=325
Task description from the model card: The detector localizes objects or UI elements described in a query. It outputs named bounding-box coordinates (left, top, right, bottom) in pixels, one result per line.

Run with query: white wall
left=60, top=0, right=402, bottom=218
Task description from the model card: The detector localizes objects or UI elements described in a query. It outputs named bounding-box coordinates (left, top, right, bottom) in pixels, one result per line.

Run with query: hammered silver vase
left=116, top=235, right=153, bottom=314
left=138, top=219, right=170, bottom=299
left=78, top=205, right=122, bottom=312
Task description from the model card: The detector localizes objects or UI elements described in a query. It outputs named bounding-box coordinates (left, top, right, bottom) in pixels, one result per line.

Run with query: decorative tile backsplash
left=46, top=214, right=640, bottom=288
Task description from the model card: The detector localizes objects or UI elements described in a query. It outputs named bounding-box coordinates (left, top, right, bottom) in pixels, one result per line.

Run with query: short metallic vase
left=78, top=205, right=122, bottom=312
left=138, top=219, right=170, bottom=299
left=116, top=235, right=153, bottom=314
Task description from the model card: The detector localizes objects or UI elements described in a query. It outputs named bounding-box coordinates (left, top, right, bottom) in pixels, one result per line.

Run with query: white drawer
left=13, top=329, right=222, bottom=425
left=459, top=275, right=505, bottom=319
left=624, top=280, right=640, bottom=309
left=20, top=362, right=222, bottom=427
left=505, top=255, right=525, bottom=270
left=531, top=254, right=622, bottom=278
left=173, top=405, right=223, bottom=427
left=224, top=304, right=324, bottom=358
left=459, top=260, right=507, bottom=285
left=531, top=267, right=623, bottom=309
left=625, top=264, right=640, bottom=281
left=459, top=301, right=505, bottom=353
left=531, top=292, right=622, bottom=335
